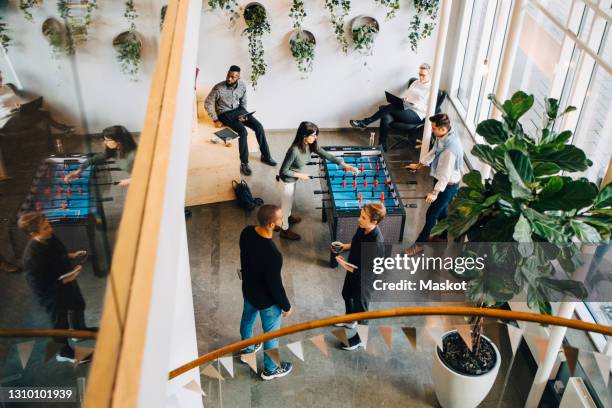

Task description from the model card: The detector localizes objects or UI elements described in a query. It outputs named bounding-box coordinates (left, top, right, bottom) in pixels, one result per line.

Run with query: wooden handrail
left=168, top=306, right=612, bottom=379
left=0, top=328, right=97, bottom=339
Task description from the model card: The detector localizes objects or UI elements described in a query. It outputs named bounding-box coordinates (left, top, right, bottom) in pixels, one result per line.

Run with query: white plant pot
left=431, top=330, right=501, bottom=408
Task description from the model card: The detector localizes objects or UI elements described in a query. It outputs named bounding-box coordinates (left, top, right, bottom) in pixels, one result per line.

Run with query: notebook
left=214, top=128, right=239, bottom=143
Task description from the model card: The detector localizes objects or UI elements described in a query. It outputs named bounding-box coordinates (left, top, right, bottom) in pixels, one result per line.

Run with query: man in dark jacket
left=18, top=212, right=91, bottom=364
left=239, top=204, right=293, bottom=380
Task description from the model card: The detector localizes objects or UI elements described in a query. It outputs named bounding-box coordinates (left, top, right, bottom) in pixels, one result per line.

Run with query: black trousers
left=366, top=104, right=422, bottom=146
left=218, top=107, right=271, bottom=164
left=43, top=282, right=86, bottom=347
left=341, top=273, right=369, bottom=325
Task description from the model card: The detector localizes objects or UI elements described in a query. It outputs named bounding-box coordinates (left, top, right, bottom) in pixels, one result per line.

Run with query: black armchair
left=386, top=77, right=447, bottom=151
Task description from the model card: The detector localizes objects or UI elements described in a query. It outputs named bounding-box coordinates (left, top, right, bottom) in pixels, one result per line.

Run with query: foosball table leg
left=321, top=205, right=327, bottom=223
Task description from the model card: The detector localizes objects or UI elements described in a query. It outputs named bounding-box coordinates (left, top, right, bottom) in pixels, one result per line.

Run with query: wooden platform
left=185, top=97, right=258, bottom=206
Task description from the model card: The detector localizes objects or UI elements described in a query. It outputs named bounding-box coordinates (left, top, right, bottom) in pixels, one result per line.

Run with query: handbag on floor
left=232, top=180, right=263, bottom=211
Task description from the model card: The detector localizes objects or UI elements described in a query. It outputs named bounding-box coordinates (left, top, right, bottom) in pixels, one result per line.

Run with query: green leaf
left=506, top=150, right=534, bottom=182
left=523, top=208, right=569, bottom=244
left=532, top=145, right=591, bottom=172
left=476, top=119, right=507, bottom=144
left=504, top=151, right=533, bottom=199
left=534, top=179, right=598, bottom=212
left=569, top=220, right=602, bottom=243
left=540, top=176, right=564, bottom=196
left=592, top=184, right=612, bottom=209
left=503, top=91, right=534, bottom=121
left=472, top=144, right=505, bottom=172
left=533, top=162, right=561, bottom=177
left=482, top=193, right=501, bottom=207
left=430, top=218, right=449, bottom=236
left=539, top=277, right=588, bottom=299
left=545, top=98, right=559, bottom=120
left=513, top=214, right=533, bottom=242
left=462, top=170, right=483, bottom=191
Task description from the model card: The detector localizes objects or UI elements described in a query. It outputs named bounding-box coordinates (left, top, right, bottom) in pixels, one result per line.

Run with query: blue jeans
left=240, top=299, right=282, bottom=372
left=416, top=183, right=459, bottom=243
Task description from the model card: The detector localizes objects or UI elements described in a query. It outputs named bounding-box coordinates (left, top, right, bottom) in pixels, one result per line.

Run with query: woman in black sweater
left=335, top=203, right=386, bottom=350
left=19, top=212, right=91, bottom=364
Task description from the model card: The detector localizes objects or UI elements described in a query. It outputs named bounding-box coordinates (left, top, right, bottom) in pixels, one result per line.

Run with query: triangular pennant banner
left=218, top=356, right=234, bottom=378
left=286, top=341, right=304, bottom=361
left=356, top=325, right=369, bottom=349
left=201, top=364, right=224, bottom=381
left=17, top=341, right=34, bottom=369
left=378, top=326, right=393, bottom=350
left=309, top=334, right=328, bottom=357
left=264, top=348, right=281, bottom=367
left=426, top=326, right=444, bottom=351
left=74, top=346, right=94, bottom=366
left=562, top=345, right=579, bottom=376
left=332, top=328, right=349, bottom=347
left=44, top=342, right=64, bottom=363
left=593, top=352, right=611, bottom=387
left=240, top=352, right=257, bottom=373
left=534, top=336, right=549, bottom=363
left=456, top=325, right=473, bottom=352
left=183, top=379, right=206, bottom=396
left=506, top=324, right=524, bottom=355
left=401, top=327, right=417, bottom=351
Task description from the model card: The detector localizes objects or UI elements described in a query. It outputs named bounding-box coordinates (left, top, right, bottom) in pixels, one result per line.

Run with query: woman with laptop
left=349, top=63, right=432, bottom=150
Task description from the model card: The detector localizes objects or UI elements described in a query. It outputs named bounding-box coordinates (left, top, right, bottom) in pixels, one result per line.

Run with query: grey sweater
left=279, top=145, right=342, bottom=182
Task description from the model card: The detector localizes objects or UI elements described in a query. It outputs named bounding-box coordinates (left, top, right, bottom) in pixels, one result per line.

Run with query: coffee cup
left=331, top=241, right=343, bottom=254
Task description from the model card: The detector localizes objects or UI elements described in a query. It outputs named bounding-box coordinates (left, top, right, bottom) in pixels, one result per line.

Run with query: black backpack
left=232, top=180, right=263, bottom=210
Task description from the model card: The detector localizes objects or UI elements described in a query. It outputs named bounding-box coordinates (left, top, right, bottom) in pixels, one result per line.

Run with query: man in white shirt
left=405, top=113, right=463, bottom=255
left=350, top=63, right=432, bottom=150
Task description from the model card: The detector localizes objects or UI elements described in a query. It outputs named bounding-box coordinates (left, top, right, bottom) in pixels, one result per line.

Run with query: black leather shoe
left=261, top=156, right=277, bottom=166
left=240, top=163, right=252, bottom=176
left=350, top=119, right=367, bottom=130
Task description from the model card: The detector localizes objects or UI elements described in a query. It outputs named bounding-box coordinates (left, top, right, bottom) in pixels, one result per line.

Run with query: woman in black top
left=64, top=125, right=137, bottom=187
left=335, top=203, right=386, bottom=350
left=18, top=212, right=91, bottom=364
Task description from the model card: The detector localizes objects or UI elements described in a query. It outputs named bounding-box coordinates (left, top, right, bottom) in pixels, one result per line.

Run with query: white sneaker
left=333, top=321, right=357, bottom=329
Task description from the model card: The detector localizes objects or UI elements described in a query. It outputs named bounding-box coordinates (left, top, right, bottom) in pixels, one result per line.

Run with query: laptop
left=385, top=91, right=407, bottom=110
left=214, top=128, right=239, bottom=143
left=238, top=111, right=256, bottom=121
left=19, top=96, right=43, bottom=114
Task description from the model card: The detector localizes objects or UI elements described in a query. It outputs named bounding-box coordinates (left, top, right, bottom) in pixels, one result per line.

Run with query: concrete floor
left=186, top=129, right=533, bottom=408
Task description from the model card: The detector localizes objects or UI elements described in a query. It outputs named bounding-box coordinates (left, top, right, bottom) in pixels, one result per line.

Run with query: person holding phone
left=335, top=203, right=386, bottom=350
left=18, top=212, right=93, bottom=364
left=277, top=121, right=359, bottom=240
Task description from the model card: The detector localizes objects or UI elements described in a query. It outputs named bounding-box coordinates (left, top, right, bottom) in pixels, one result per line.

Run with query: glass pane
left=456, top=0, right=489, bottom=110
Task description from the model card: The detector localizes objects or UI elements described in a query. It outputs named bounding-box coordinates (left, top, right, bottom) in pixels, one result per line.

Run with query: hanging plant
left=160, top=5, right=167, bottom=30
left=242, top=3, right=270, bottom=88
left=408, top=0, right=439, bottom=52
left=114, top=0, right=141, bottom=79
left=42, top=17, right=74, bottom=58
left=20, top=0, right=42, bottom=22
left=290, top=30, right=315, bottom=76
left=208, top=0, right=240, bottom=27
left=352, top=16, right=379, bottom=58
left=0, top=17, right=11, bottom=51
left=289, top=0, right=306, bottom=30
left=374, top=0, right=400, bottom=21
left=57, top=0, right=98, bottom=45
left=324, top=0, right=350, bottom=54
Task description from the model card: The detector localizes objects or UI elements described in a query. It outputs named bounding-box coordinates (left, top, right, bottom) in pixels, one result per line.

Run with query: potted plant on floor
left=324, top=0, right=350, bottom=54
left=429, top=91, right=611, bottom=408
left=114, top=0, right=142, bottom=79
left=242, top=2, right=270, bottom=88
left=409, top=0, right=439, bottom=52
left=351, top=16, right=379, bottom=58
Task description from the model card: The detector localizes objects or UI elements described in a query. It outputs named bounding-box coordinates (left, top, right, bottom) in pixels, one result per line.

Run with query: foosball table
left=9, top=155, right=113, bottom=276
left=315, top=146, right=415, bottom=243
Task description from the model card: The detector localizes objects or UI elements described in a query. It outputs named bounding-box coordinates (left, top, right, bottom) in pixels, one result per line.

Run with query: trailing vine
left=57, top=0, right=97, bottom=45
left=0, top=17, right=10, bottom=51
left=352, top=22, right=378, bottom=56
left=408, top=0, right=439, bottom=52
left=289, top=0, right=306, bottom=30
left=374, top=0, right=400, bottom=21
left=243, top=4, right=270, bottom=88
left=19, top=0, right=41, bottom=22
left=289, top=1, right=315, bottom=76
left=324, top=0, right=350, bottom=54
left=124, top=0, right=138, bottom=30
left=208, top=0, right=240, bottom=26
left=160, top=5, right=167, bottom=30
left=114, top=0, right=142, bottom=79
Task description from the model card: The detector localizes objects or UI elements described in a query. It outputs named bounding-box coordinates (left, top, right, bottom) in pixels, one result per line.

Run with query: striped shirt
left=204, top=80, right=248, bottom=121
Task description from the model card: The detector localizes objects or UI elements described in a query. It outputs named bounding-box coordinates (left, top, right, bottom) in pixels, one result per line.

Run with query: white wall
left=197, top=1, right=438, bottom=129
left=1, top=0, right=165, bottom=133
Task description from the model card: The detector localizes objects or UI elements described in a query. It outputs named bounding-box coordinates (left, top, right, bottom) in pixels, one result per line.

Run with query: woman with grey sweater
left=277, top=121, right=358, bottom=240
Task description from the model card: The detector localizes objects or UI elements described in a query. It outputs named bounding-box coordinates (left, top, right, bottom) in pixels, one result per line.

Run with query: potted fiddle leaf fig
left=208, top=0, right=240, bottom=26
left=289, top=30, right=315, bottom=76
left=409, top=0, right=439, bottom=52
left=375, top=0, right=400, bottom=21
left=324, top=0, right=350, bottom=54
left=242, top=2, right=270, bottom=88
left=351, top=16, right=379, bottom=57
left=429, top=91, right=611, bottom=408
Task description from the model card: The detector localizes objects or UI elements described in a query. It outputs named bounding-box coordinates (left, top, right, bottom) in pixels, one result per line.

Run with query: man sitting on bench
left=349, top=63, right=432, bottom=150
left=204, top=65, right=277, bottom=176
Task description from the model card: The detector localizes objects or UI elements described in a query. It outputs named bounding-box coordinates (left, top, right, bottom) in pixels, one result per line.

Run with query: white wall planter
left=432, top=330, right=501, bottom=408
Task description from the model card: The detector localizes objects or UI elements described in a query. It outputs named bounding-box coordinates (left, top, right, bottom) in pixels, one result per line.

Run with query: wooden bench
left=185, top=95, right=258, bottom=206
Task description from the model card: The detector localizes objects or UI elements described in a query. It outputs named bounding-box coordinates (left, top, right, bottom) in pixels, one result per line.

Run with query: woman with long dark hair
left=277, top=121, right=358, bottom=240
left=64, top=125, right=137, bottom=187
